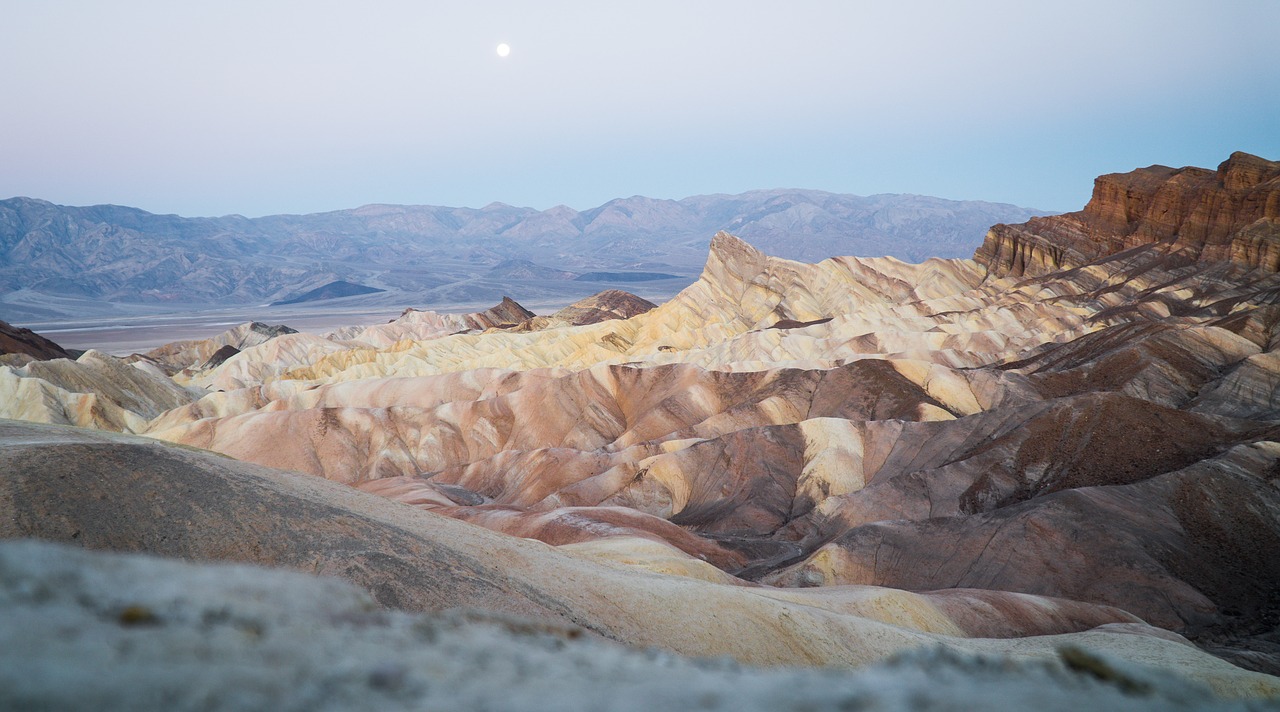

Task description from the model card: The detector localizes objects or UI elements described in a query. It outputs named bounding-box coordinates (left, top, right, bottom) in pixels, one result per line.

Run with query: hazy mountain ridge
left=0, top=191, right=1049, bottom=312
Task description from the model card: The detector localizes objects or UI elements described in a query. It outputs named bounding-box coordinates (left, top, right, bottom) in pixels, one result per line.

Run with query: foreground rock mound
left=1, top=540, right=1265, bottom=711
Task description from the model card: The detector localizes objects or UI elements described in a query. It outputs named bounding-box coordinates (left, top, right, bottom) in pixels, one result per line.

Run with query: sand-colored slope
left=141, top=321, right=297, bottom=373
left=0, top=350, right=196, bottom=432
left=148, top=359, right=968, bottom=483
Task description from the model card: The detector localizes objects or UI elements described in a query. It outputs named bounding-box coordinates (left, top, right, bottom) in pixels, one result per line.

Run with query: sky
left=4, top=0, right=1278, bottom=217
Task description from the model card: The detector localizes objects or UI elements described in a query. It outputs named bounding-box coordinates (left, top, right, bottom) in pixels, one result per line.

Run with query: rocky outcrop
left=0, top=319, right=71, bottom=362
left=549, top=289, right=658, bottom=325
left=142, top=321, right=298, bottom=373
left=473, top=296, right=537, bottom=326
left=976, top=152, right=1280, bottom=278
left=200, top=344, right=240, bottom=370
left=322, top=297, right=535, bottom=351
left=0, top=350, right=197, bottom=432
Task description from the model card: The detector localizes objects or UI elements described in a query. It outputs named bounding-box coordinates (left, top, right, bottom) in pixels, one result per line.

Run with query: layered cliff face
left=976, top=152, right=1280, bottom=277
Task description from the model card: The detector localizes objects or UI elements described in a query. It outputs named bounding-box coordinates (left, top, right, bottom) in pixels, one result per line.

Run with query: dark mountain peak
left=245, top=322, right=299, bottom=339
left=270, top=280, right=384, bottom=306
left=199, top=344, right=240, bottom=370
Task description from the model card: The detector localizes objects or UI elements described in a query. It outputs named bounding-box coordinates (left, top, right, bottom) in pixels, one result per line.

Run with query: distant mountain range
left=0, top=191, right=1050, bottom=319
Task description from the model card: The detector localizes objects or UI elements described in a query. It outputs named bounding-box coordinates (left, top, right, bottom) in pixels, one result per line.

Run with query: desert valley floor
left=2, top=153, right=1280, bottom=709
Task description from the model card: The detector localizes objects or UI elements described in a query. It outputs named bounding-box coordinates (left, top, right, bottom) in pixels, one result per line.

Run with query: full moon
left=496, top=43, right=511, bottom=58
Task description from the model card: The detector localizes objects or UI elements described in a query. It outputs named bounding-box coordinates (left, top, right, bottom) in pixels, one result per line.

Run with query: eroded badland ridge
left=3, top=154, right=1280, bottom=709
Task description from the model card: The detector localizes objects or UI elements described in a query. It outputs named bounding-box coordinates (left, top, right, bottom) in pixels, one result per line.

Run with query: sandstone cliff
left=976, top=152, right=1280, bottom=277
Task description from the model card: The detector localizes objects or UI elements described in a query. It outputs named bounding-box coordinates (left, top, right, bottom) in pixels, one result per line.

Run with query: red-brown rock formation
left=0, top=319, right=71, bottom=362
left=466, top=296, right=536, bottom=328
left=977, top=152, right=1280, bottom=277
left=505, top=290, right=658, bottom=333
left=548, top=290, right=657, bottom=325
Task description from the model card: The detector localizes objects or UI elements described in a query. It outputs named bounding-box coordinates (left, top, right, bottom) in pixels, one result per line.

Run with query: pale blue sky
left=4, top=0, right=1277, bottom=216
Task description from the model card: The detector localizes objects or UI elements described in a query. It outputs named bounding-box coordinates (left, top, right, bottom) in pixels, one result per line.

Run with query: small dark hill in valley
left=271, top=280, right=385, bottom=305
